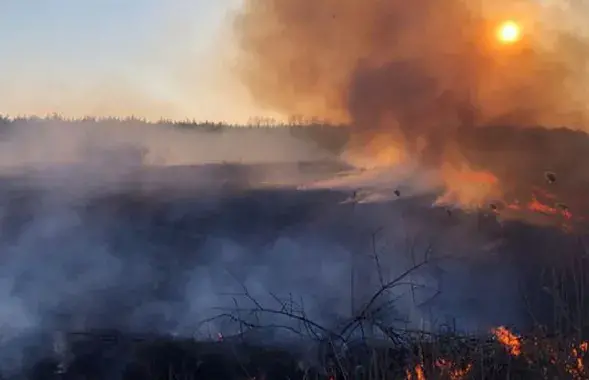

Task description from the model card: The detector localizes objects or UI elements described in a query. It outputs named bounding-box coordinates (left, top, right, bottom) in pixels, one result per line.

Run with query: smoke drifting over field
left=0, top=120, right=339, bottom=370
left=0, top=119, right=534, bottom=374
left=3, top=1, right=589, bottom=373
left=232, top=0, right=589, bottom=211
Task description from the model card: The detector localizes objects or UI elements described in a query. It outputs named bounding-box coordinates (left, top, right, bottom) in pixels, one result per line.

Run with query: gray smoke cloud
left=0, top=119, right=524, bottom=373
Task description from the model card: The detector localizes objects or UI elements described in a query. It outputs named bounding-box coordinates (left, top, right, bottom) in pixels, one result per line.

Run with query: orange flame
left=435, top=359, right=472, bottom=380
left=415, top=364, right=425, bottom=380
left=566, top=341, right=588, bottom=379
left=436, top=163, right=500, bottom=208
left=492, top=326, right=522, bottom=356
left=405, top=363, right=426, bottom=380
left=528, top=195, right=559, bottom=215
left=500, top=190, right=575, bottom=230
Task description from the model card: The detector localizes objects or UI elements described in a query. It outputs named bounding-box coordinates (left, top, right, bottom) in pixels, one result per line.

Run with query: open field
left=0, top=117, right=588, bottom=379
left=5, top=0, right=589, bottom=377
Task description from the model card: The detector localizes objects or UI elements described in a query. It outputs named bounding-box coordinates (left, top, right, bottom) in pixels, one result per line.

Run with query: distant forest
left=0, top=114, right=353, bottom=155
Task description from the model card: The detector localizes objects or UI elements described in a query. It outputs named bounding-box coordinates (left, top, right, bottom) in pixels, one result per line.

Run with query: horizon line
left=0, top=113, right=346, bottom=127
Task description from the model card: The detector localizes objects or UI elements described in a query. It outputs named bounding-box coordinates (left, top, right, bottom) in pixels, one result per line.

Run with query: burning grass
left=15, top=218, right=589, bottom=380
left=16, top=326, right=589, bottom=379
left=2, top=117, right=589, bottom=378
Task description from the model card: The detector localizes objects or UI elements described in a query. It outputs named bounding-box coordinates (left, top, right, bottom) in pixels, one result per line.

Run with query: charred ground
left=0, top=168, right=587, bottom=379
left=0, top=119, right=588, bottom=378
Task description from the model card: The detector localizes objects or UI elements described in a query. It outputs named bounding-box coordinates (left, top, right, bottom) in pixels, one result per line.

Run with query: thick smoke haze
left=232, top=0, right=589, bottom=210
left=0, top=121, right=525, bottom=373
left=3, top=0, right=589, bottom=373
left=0, top=121, right=331, bottom=369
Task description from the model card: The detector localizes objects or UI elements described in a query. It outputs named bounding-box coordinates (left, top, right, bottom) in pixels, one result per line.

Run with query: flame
left=404, top=334, right=589, bottom=380
left=524, top=194, right=573, bottom=220
left=487, top=328, right=589, bottom=378
left=492, top=326, right=522, bottom=356
left=566, top=341, right=588, bottom=379
left=528, top=195, right=559, bottom=215
left=435, top=163, right=500, bottom=208
left=435, top=359, right=472, bottom=380
left=344, top=126, right=585, bottom=230
left=415, top=364, right=425, bottom=380
left=405, top=363, right=426, bottom=380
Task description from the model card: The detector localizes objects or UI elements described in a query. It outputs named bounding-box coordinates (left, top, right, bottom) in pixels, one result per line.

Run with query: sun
left=496, top=20, right=521, bottom=44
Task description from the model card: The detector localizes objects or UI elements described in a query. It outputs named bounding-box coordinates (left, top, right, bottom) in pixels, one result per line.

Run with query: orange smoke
left=233, top=0, right=588, bottom=133
left=232, top=0, right=589, bottom=220
left=344, top=131, right=406, bottom=169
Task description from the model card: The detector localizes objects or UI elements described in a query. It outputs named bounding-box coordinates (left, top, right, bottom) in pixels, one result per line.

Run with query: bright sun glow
left=496, top=20, right=521, bottom=44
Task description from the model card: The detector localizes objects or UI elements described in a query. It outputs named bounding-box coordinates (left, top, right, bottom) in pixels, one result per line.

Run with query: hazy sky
left=0, top=0, right=270, bottom=122
left=0, top=0, right=585, bottom=123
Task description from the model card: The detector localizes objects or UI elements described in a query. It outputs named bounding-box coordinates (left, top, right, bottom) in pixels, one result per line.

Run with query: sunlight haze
left=0, top=0, right=586, bottom=123
left=0, top=0, right=277, bottom=123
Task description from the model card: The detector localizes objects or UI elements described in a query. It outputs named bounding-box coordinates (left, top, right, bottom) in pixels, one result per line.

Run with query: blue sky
left=0, top=0, right=263, bottom=122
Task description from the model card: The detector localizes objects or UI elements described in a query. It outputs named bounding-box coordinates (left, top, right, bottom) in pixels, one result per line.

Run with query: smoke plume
left=232, top=0, right=589, bottom=213
left=0, top=119, right=528, bottom=374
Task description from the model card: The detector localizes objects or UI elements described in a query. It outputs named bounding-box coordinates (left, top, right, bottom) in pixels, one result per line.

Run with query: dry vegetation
left=19, top=241, right=589, bottom=380
left=1, top=115, right=588, bottom=379
left=17, top=220, right=589, bottom=380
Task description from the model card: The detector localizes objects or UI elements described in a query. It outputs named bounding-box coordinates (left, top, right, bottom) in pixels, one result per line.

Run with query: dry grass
left=16, top=327, right=589, bottom=379
left=16, top=229, right=589, bottom=380
left=1, top=116, right=588, bottom=378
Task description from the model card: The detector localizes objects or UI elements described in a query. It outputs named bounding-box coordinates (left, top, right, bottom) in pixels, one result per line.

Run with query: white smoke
left=0, top=119, right=522, bottom=374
